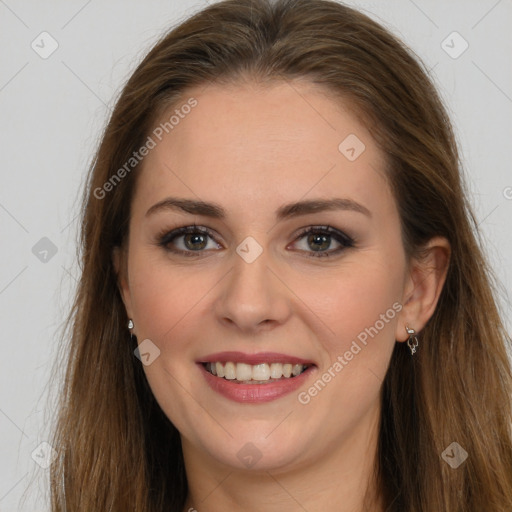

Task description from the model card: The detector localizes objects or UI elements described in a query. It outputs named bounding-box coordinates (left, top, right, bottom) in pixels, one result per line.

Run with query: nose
left=213, top=249, right=292, bottom=334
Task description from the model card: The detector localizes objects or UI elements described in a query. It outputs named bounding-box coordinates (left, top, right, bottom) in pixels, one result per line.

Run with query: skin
left=113, top=80, right=450, bottom=512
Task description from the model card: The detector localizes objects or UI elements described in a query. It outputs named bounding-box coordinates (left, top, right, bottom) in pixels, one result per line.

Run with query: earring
left=405, top=325, right=419, bottom=355
left=128, top=319, right=134, bottom=342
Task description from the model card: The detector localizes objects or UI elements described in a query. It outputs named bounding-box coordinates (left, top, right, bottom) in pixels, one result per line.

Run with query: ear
left=112, top=245, right=134, bottom=320
left=395, top=236, right=451, bottom=342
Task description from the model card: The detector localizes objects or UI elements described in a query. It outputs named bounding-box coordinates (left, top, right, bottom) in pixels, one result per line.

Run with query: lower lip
left=198, top=363, right=316, bottom=403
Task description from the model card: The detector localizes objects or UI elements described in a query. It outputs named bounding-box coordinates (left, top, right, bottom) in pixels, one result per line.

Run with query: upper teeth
left=206, top=362, right=309, bottom=381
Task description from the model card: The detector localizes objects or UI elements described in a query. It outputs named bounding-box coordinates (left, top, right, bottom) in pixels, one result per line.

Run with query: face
left=114, top=80, right=411, bottom=473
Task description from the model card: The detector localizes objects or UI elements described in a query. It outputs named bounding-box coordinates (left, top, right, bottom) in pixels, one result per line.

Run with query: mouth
left=201, top=361, right=313, bottom=384
left=196, top=351, right=317, bottom=402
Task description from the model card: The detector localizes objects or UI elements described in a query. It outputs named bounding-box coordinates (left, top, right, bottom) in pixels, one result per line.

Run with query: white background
left=0, top=0, right=511, bottom=510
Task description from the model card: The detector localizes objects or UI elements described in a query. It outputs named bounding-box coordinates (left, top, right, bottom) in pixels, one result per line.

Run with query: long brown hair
left=48, top=0, right=512, bottom=510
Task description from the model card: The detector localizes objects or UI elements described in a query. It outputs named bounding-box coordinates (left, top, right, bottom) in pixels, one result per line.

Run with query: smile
left=203, top=361, right=311, bottom=383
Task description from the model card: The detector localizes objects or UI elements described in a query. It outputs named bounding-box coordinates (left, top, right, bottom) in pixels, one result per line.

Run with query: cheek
left=292, top=256, right=404, bottom=365
left=293, top=263, right=402, bottom=430
left=126, top=255, right=208, bottom=419
left=127, top=252, right=206, bottom=342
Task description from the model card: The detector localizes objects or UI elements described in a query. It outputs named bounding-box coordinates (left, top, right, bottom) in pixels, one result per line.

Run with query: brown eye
left=158, top=226, right=221, bottom=256
left=291, top=226, right=355, bottom=258
left=306, top=232, right=332, bottom=252
left=182, top=233, right=208, bottom=250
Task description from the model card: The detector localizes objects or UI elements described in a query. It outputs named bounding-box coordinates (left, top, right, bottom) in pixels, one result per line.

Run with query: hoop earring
left=405, top=325, right=419, bottom=355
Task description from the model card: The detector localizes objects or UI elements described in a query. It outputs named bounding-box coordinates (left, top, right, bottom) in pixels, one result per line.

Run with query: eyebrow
left=145, top=196, right=371, bottom=220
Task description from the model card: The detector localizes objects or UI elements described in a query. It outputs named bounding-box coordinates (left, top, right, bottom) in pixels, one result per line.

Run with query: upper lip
left=198, top=351, right=315, bottom=366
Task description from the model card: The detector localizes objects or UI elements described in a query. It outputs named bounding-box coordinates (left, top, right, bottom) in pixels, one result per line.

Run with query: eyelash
left=156, top=223, right=355, bottom=258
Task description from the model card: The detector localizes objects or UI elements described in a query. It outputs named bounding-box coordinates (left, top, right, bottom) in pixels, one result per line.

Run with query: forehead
left=133, top=80, right=392, bottom=219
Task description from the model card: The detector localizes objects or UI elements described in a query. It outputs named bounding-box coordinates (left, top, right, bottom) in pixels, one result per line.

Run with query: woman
left=49, top=0, right=512, bottom=510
